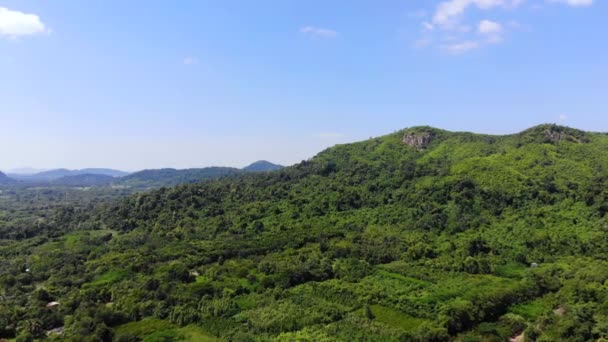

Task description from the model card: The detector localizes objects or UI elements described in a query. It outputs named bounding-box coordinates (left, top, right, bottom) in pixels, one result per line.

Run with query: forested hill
left=115, top=163, right=283, bottom=189
left=4, top=124, right=608, bottom=341
left=52, top=174, right=116, bottom=187
left=242, top=160, right=283, bottom=172
left=118, top=167, right=243, bottom=188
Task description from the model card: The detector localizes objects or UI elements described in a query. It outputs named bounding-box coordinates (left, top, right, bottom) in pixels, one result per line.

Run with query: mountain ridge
left=9, top=168, right=130, bottom=181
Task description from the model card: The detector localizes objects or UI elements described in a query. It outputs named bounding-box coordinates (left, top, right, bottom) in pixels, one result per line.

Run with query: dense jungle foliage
left=2, top=124, right=608, bottom=341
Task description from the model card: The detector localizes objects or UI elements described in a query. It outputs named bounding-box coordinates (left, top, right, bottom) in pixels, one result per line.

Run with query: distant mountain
left=52, top=174, right=115, bottom=187
left=78, top=168, right=130, bottom=178
left=7, top=167, right=48, bottom=175
left=118, top=167, right=242, bottom=188
left=10, top=168, right=129, bottom=182
left=3, top=162, right=283, bottom=188
left=243, top=160, right=283, bottom=172
left=0, top=171, right=15, bottom=184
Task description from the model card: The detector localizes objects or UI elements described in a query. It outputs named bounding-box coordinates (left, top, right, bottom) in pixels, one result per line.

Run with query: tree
left=364, top=304, right=375, bottom=320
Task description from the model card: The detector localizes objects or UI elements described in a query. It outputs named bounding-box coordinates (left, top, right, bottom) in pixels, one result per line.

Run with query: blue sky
left=0, top=0, right=605, bottom=171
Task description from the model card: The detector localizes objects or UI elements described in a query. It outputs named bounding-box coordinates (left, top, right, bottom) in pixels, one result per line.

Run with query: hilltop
left=243, top=160, right=284, bottom=172
left=2, top=125, right=608, bottom=341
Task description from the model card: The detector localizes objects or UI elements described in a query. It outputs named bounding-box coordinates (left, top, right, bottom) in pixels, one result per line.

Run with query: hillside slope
left=52, top=174, right=116, bottom=187
left=3, top=125, right=608, bottom=341
left=118, top=167, right=242, bottom=188
left=0, top=171, right=15, bottom=184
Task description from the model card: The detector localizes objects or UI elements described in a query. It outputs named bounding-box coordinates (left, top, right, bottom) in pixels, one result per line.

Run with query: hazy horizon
left=1, top=160, right=284, bottom=174
left=1, top=122, right=603, bottom=173
left=1, top=1, right=605, bottom=170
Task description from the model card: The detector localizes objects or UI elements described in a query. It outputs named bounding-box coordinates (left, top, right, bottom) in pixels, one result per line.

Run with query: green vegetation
left=119, top=167, right=242, bottom=189
left=2, top=124, right=608, bottom=341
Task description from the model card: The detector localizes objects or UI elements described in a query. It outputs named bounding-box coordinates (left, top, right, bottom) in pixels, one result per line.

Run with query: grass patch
left=496, top=262, right=528, bottom=278
left=115, top=318, right=175, bottom=337
left=85, top=269, right=129, bottom=288
left=369, top=305, right=428, bottom=331
left=510, top=295, right=554, bottom=321
left=114, top=319, right=220, bottom=341
left=178, top=325, right=221, bottom=341
left=35, top=229, right=117, bottom=253
left=376, top=269, right=431, bottom=286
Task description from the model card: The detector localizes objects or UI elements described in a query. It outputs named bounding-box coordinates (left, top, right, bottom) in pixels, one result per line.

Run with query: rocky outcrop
left=403, top=132, right=433, bottom=150
left=543, top=127, right=585, bottom=144
left=544, top=128, right=567, bottom=143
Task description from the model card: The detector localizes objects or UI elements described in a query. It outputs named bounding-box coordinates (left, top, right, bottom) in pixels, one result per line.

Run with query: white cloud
left=558, top=114, right=568, bottom=122
left=0, top=7, right=47, bottom=38
left=441, top=40, right=480, bottom=54
left=550, top=0, right=593, bottom=6
left=478, top=20, right=504, bottom=43
left=433, top=0, right=523, bottom=27
left=416, top=0, right=593, bottom=55
left=478, top=20, right=503, bottom=34
left=183, top=56, right=198, bottom=65
left=300, top=26, right=338, bottom=38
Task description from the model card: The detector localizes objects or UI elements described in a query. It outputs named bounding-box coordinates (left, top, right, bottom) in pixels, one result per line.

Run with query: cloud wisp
left=300, top=26, right=338, bottom=38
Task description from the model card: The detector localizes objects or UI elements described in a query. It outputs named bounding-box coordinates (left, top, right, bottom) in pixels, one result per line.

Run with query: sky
left=0, top=0, right=606, bottom=171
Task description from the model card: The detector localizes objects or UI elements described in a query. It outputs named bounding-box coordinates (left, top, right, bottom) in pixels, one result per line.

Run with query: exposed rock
left=403, top=132, right=433, bottom=150
left=543, top=126, right=586, bottom=144
left=544, top=128, right=567, bottom=143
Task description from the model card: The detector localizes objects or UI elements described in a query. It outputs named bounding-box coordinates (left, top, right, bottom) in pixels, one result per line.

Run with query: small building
left=531, top=262, right=539, bottom=268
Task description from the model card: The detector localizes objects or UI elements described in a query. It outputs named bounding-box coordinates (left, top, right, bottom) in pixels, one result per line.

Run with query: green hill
left=117, top=163, right=284, bottom=189
left=243, top=160, right=284, bottom=172
left=2, top=124, right=608, bottom=341
left=118, top=167, right=243, bottom=188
